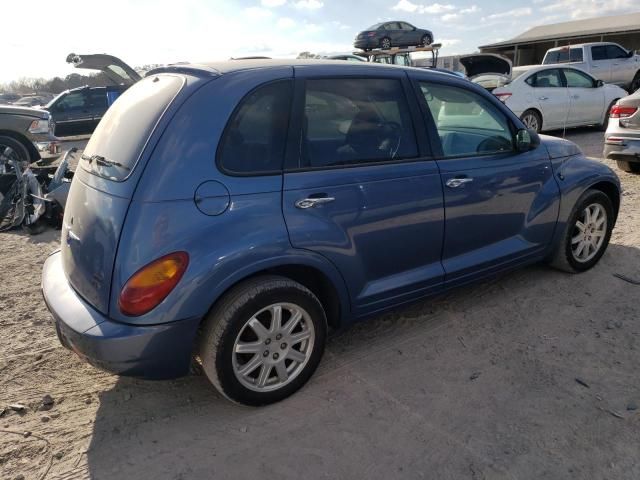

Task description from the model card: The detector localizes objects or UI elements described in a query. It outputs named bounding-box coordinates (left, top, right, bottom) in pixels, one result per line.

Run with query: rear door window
left=217, top=81, right=292, bottom=175
left=591, top=45, right=608, bottom=61
left=301, top=78, right=418, bottom=168
left=81, top=75, right=184, bottom=181
left=525, top=69, right=563, bottom=88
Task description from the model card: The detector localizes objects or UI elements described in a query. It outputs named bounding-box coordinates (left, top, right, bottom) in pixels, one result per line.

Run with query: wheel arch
left=588, top=180, right=620, bottom=221
left=0, top=129, right=39, bottom=161
left=201, top=254, right=351, bottom=331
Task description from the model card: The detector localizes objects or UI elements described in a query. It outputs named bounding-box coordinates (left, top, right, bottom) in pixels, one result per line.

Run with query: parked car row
left=0, top=92, right=54, bottom=107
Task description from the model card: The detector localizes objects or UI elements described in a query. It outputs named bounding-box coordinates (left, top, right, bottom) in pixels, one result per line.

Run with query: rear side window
left=89, top=90, right=107, bottom=109
left=302, top=78, right=418, bottom=168
left=218, top=81, right=292, bottom=175
left=81, top=75, right=184, bottom=181
left=592, top=45, right=607, bottom=61
left=525, top=69, right=563, bottom=88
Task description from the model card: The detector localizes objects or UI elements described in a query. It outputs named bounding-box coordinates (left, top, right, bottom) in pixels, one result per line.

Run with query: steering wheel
left=476, top=135, right=512, bottom=154
left=376, top=121, right=403, bottom=159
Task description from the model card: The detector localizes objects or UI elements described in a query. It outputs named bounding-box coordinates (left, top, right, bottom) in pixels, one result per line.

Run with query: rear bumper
left=354, top=38, right=377, bottom=49
left=603, top=136, right=640, bottom=163
left=41, top=251, right=200, bottom=379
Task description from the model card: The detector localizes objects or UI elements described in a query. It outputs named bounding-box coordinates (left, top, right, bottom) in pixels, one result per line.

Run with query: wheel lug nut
left=281, top=343, right=287, bottom=349
left=263, top=350, right=269, bottom=357
left=276, top=334, right=282, bottom=340
left=273, top=353, right=279, bottom=360
left=265, top=338, right=271, bottom=345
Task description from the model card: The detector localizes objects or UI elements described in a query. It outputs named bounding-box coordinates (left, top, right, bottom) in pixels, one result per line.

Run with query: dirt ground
left=1, top=130, right=639, bottom=480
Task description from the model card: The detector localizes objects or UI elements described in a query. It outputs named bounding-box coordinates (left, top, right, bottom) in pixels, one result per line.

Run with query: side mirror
left=595, top=79, right=604, bottom=88
left=627, top=50, right=635, bottom=58
left=516, top=128, right=540, bottom=152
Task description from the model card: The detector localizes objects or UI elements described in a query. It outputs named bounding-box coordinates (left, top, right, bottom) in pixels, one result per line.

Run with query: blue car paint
left=42, top=61, right=621, bottom=380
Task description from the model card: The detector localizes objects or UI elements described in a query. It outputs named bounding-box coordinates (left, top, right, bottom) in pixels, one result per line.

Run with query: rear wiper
left=81, top=154, right=130, bottom=170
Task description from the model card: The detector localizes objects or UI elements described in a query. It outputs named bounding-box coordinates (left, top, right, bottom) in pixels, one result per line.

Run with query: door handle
left=295, top=196, right=335, bottom=209
left=445, top=177, right=474, bottom=188
left=571, top=95, right=580, bottom=99
left=538, top=96, right=548, bottom=101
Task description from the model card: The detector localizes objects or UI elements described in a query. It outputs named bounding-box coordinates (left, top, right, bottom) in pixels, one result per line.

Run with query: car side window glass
left=302, top=78, right=418, bottom=168
left=419, top=82, right=514, bottom=158
left=400, top=22, right=413, bottom=30
left=570, top=48, right=583, bottom=62
left=606, top=45, right=627, bottom=59
left=591, top=45, right=607, bottom=61
left=564, top=69, right=594, bottom=88
left=384, top=23, right=399, bottom=30
left=532, top=69, right=562, bottom=88
left=89, top=91, right=108, bottom=109
left=218, top=80, right=292, bottom=175
left=57, top=92, right=87, bottom=110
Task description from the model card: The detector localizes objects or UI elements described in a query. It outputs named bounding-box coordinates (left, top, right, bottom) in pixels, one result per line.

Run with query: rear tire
left=549, top=189, right=614, bottom=273
left=380, top=37, right=391, bottom=49
left=520, top=109, right=542, bottom=133
left=199, top=275, right=327, bottom=406
left=616, top=160, right=640, bottom=173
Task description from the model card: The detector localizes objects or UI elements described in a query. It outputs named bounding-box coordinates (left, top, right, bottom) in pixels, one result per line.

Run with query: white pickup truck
left=542, top=42, right=640, bottom=93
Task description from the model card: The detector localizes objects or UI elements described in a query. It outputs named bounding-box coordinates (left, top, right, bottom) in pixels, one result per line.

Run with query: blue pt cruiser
left=42, top=60, right=620, bottom=405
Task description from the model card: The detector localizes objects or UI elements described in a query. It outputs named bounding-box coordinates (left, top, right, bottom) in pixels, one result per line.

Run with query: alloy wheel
left=522, top=113, right=539, bottom=132
left=571, top=203, right=608, bottom=263
left=381, top=38, right=391, bottom=49
left=232, top=303, right=315, bottom=392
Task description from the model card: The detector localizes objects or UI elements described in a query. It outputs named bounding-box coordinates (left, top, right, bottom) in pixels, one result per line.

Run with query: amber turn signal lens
left=118, top=252, right=189, bottom=316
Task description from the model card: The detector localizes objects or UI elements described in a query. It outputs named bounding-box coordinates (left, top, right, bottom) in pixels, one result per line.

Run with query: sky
left=2, top=0, right=639, bottom=83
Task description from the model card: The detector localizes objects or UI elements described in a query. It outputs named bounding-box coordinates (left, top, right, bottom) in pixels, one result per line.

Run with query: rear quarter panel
left=110, top=68, right=350, bottom=326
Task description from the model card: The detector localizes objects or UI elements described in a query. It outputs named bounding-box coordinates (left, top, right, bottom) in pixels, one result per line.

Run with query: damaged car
left=0, top=147, right=75, bottom=234
left=459, top=53, right=512, bottom=91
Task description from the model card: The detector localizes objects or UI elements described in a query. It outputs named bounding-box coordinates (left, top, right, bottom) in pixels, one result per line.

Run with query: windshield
left=80, top=74, right=184, bottom=181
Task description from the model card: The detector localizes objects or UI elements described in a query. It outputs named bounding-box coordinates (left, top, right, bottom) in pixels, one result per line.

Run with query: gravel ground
left=1, top=130, right=639, bottom=480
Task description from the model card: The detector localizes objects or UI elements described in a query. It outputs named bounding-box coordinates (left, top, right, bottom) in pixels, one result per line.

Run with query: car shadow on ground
left=83, top=244, right=640, bottom=479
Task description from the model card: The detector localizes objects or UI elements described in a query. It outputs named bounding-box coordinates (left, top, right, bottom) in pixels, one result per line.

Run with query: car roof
left=153, top=59, right=434, bottom=76
left=546, top=42, right=619, bottom=51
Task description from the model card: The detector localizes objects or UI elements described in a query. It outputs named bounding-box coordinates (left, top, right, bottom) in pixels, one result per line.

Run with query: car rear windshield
left=80, top=74, right=184, bottom=181
left=543, top=48, right=583, bottom=64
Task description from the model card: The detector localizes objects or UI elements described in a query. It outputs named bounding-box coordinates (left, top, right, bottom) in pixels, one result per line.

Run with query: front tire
left=549, top=189, right=614, bottom=273
left=520, top=109, right=542, bottom=133
left=380, top=37, right=391, bottom=49
left=616, top=160, right=640, bottom=173
left=199, top=275, right=327, bottom=406
left=421, top=34, right=432, bottom=46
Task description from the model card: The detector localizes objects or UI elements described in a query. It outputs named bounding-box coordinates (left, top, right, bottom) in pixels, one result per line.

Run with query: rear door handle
left=445, top=177, right=474, bottom=188
left=571, top=95, right=580, bottom=99
left=538, top=96, right=548, bottom=101
left=295, top=196, right=335, bottom=209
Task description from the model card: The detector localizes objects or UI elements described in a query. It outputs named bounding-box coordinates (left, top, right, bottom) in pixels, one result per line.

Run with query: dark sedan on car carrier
left=355, top=21, right=434, bottom=51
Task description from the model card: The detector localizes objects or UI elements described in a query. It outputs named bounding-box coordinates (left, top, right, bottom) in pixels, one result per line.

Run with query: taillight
left=367, top=32, right=377, bottom=37
left=610, top=105, right=637, bottom=118
left=494, top=93, right=512, bottom=103
left=118, top=252, right=189, bottom=316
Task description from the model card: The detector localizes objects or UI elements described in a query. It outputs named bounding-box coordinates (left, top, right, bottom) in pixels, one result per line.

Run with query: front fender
left=549, top=153, right=621, bottom=248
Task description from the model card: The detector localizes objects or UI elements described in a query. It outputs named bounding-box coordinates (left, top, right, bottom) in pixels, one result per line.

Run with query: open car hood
left=459, top=54, right=512, bottom=79
left=66, top=53, right=142, bottom=86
